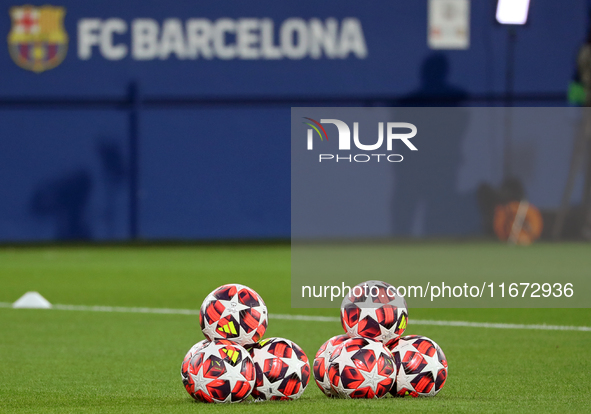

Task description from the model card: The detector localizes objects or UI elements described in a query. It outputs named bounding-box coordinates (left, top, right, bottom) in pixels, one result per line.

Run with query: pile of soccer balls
left=313, top=280, right=448, bottom=399
left=181, top=284, right=310, bottom=403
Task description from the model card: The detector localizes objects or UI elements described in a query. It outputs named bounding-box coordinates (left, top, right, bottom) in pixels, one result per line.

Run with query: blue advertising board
left=0, top=0, right=586, bottom=98
left=0, top=1, right=587, bottom=241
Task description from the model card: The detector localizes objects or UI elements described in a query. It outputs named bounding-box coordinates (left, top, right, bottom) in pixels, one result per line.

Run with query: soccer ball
left=184, top=339, right=256, bottom=403
left=388, top=335, right=448, bottom=397
left=181, top=339, right=209, bottom=388
left=327, top=337, right=396, bottom=399
left=200, top=284, right=268, bottom=346
left=341, top=280, right=408, bottom=347
left=313, top=334, right=349, bottom=396
left=249, top=337, right=310, bottom=400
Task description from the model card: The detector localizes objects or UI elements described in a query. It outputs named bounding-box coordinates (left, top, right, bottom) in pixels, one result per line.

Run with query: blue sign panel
left=0, top=0, right=586, bottom=98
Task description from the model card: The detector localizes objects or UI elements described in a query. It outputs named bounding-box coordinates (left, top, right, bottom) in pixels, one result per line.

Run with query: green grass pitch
left=0, top=243, right=590, bottom=413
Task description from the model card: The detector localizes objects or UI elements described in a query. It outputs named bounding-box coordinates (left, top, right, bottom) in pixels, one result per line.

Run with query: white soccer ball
left=200, top=284, right=268, bottom=346
left=341, top=280, right=408, bottom=347
left=327, top=337, right=396, bottom=399
left=388, top=335, right=448, bottom=397
left=181, top=339, right=209, bottom=388
left=183, top=339, right=256, bottom=403
left=249, top=337, right=310, bottom=401
left=313, top=334, right=349, bottom=396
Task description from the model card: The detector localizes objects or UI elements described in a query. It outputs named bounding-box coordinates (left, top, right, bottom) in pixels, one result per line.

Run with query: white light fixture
left=496, top=0, right=531, bottom=25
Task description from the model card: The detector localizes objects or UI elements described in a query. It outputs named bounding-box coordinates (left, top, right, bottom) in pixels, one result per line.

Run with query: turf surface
left=0, top=243, right=590, bottom=413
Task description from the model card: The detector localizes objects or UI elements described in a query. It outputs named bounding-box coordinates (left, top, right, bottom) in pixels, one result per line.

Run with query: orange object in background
left=493, top=201, right=543, bottom=245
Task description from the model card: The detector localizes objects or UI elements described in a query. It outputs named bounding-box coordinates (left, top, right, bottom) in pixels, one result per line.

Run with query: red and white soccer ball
left=184, top=339, right=256, bottom=403
left=340, top=280, right=408, bottom=347
left=327, top=337, right=396, bottom=399
left=249, top=337, right=310, bottom=401
left=200, top=284, right=268, bottom=346
left=313, top=334, right=349, bottom=397
left=388, top=335, right=448, bottom=397
left=181, top=339, right=209, bottom=388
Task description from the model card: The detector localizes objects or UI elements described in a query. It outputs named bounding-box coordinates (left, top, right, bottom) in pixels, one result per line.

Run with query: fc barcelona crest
left=7, top=5, right=68, bottom=73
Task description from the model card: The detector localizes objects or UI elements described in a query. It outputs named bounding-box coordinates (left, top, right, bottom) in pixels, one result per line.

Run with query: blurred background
left=1, top=0, right=590, bottom=243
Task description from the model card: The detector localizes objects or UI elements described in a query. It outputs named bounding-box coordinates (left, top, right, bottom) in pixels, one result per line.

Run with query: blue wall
left=0, top=0, right=587, bottom=241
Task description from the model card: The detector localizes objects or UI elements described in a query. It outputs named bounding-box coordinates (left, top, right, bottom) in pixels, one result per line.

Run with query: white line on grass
left=409, top=319, right=591, bottom=332
left=1, top=302, right=590, bottom=332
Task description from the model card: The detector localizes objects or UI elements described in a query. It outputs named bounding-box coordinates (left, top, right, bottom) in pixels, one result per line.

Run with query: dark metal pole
left=128, top=82, right=140, bottom=240
left=503, top=27, right=517, bottom=179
